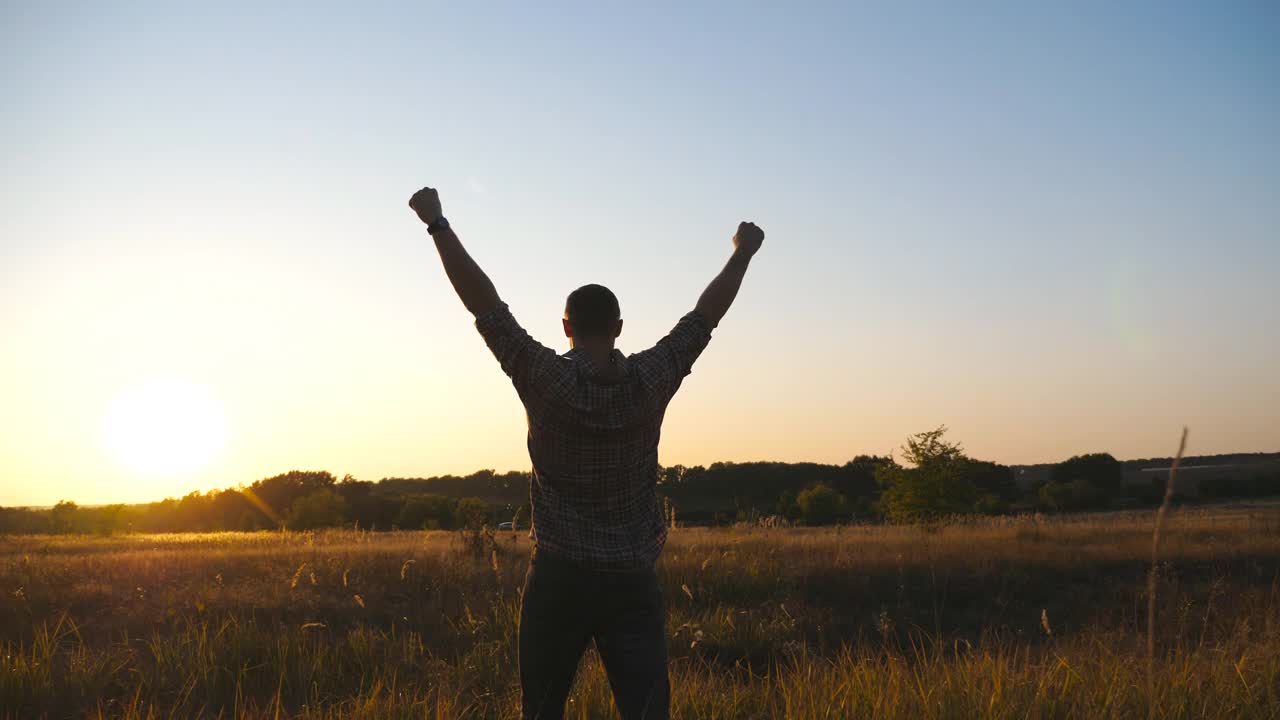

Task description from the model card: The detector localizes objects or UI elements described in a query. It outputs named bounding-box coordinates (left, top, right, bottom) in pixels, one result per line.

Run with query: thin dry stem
left=1147, top=426, right=1188, bottom=716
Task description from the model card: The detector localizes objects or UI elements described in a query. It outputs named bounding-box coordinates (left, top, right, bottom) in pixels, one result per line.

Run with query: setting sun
left=102, top=378, right=226, bottom=477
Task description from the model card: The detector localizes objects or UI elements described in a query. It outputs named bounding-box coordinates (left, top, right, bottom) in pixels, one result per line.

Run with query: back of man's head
left=564, top=284, right=621, bottom=340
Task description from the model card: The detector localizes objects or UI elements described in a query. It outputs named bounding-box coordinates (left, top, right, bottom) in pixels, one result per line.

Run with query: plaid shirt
left=475, top=303, right=712, bottom=570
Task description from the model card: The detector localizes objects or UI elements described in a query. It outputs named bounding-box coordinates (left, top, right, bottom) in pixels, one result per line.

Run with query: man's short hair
left=564, top=284, right=620, bottom=338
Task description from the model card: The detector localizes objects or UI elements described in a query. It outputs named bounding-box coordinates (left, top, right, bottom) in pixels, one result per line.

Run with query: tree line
left=3, top=428, right=1278, bottom=534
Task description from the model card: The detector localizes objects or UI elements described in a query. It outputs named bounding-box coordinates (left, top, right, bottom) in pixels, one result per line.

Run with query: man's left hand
left=409, top=186, right=443, bottom=225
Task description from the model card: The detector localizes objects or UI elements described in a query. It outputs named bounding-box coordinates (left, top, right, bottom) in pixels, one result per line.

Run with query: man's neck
left=570, top=339, right=617, bottom=372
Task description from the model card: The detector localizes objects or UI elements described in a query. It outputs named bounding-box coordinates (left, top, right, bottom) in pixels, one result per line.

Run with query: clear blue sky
left=2, top=2, right=1277, bottom=505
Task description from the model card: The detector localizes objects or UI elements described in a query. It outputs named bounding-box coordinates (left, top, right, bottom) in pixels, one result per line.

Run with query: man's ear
left=614, top=319, right=623, bottom=339
left=562, top=318, right=573, bottom=338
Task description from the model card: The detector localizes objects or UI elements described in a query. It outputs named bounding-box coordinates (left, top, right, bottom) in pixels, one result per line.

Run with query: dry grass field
left=2, top=504, right=1279, bottom=718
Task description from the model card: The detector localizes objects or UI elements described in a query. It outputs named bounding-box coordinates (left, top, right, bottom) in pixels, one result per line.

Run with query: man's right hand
left=695, top=222, right=763, bottom=328
left=409, top=186, right=443, bottom=226
left=414, top=185, right=502, bottom=316
left=733, top=221, right=765, bottom=257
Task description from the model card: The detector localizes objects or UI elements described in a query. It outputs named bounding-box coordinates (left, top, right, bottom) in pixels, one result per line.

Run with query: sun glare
left=103, top=379, right=226, bottom=477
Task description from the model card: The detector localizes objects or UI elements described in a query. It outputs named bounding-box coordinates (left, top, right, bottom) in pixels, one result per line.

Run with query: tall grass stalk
left=1147, top=425, right=1188, bottom=717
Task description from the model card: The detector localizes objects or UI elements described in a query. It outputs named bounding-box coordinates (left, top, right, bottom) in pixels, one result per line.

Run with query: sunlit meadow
left=3, top=504, right=1278, bottom=718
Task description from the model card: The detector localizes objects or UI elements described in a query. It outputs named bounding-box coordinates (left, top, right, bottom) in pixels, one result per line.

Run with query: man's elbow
left=695, top=304, right=724, bottom=329
left=465, top=289, right=503, bottom=318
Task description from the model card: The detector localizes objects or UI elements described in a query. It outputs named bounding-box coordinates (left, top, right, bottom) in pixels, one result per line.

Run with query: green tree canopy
left=1051, top=453, right=1123, bottom=493
left=395, top=494, right=456, bottom=530
left=285, top=489, right=349, bottom=530
left=797, top=484, right=847, bottom=525
left=877, top=426, right=981, bottom=525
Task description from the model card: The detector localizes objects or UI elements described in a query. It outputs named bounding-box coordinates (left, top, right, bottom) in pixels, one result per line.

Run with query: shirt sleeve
left=631, top=310, right=713, bottom=402
left=474, top=303, right=562, bottom=397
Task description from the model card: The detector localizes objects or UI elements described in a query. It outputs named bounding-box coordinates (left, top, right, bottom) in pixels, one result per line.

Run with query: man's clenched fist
left=733, top=221, right=764, bottom=257
left=409, top=187, right=442, bottom=225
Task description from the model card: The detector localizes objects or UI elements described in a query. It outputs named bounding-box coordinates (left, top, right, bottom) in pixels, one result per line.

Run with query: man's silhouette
left=410, top=186, right=763, bottom=720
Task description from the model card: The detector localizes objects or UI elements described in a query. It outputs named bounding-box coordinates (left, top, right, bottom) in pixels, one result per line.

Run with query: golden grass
left=2, top=504, right=1279, bottom=718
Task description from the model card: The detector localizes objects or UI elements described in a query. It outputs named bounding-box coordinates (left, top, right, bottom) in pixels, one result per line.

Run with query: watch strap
left=427, top=216, right=450, bottom=236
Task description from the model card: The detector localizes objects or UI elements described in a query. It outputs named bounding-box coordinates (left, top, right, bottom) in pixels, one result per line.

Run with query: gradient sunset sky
left=3, top=2, right=1277, bottom=506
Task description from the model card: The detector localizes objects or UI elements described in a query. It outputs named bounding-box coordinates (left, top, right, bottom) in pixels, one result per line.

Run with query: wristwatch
left=427, top=216, right=451, bottom=236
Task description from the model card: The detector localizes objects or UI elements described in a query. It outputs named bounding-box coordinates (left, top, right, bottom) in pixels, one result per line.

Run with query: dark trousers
left=519, top=548, right=669, bottom=720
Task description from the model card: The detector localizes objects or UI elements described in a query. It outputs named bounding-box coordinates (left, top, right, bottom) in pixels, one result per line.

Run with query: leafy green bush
left=796, top=484, right=847, bottom=525
left=877, top=427, right=981, bottom=524
left=285, top=489, right=349, bottom=530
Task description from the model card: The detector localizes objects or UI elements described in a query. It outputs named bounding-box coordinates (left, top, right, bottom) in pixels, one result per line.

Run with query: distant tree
left=682, top=465, right=709, bottom=484
left=91, top=504, right=126, bottom=535
left=1051, top=454, right=1123, bottom=494
left=776, top=489, right=802, bottom=521
left=50, top=500, right=80, bottom=534
left=250, top=471, right=336, bottom=526
left=655, top=459, right=887, bottom=524
left=208, top=488, right=255, bottom=531
left=877, top=427, right=980, bottom=525
left=974, top=492, right=1004, bottom=515
left=839, top=456, right=892, bottom=517
left=901, top=427, right=964, bottom=466
left=1123, top=476, right=1164, bottom=505
left=395, top=494, right=456, bottom=530
left=285, top=489, right=349, bottom=530
left=455, top=497, right=490, bottom=529
left=961, top=459, right=1017, bottom=503
left=237, top=510, right=263, bottom=531
left=659, top=465, right=687, bottom=485
left=1038, top=477, right=1105, bottom=512
left=335, top=478, right=398, bottom=529
left=173, top=491, right=215, bottom=531
left=0, top=506, right=50, bottom=534
left=797, top=484, right=847, bottom=525
left=375, top=470, right=527, bottom=506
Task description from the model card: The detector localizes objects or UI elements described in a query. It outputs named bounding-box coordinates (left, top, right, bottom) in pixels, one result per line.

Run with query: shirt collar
left=564, top=347, right=629, bottom=379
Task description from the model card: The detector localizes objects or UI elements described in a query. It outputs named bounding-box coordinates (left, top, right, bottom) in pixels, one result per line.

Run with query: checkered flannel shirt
left=475, top=303, right=712, bottom=570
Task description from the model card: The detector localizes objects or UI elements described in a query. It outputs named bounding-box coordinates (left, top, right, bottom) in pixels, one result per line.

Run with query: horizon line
left=9, top=448, right=1279, bottom=510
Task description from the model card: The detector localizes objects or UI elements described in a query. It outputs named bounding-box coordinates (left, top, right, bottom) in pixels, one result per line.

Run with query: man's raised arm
left=409, top=186, right=501, bottom=317
left=694, top=221, right=765, bottom=328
